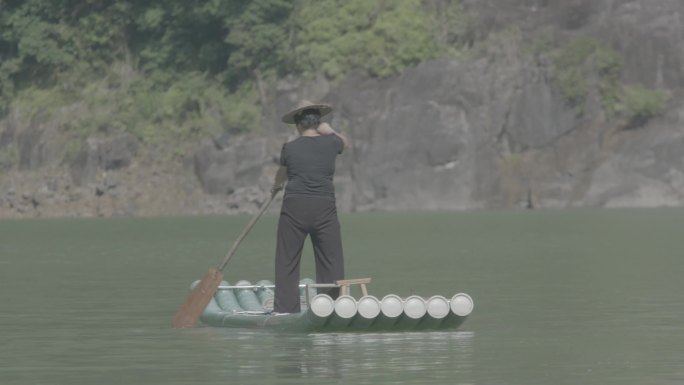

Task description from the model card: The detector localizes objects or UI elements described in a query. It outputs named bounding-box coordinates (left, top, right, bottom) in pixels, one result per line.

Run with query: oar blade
left=172, top=267, right=224, bottom=328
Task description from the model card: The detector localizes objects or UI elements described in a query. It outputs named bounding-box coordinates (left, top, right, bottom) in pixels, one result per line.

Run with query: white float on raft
left=193, top=278, right=474, bottom=332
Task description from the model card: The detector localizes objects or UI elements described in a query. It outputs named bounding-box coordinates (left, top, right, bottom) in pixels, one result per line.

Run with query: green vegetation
left=553, top=37, right=624, bottom=112
left=0, top=0, right=470, bottom=154
left=553, top=36, right=668, bottom=126
left=554, top=37, right=598, bottom=107
left=527, top=31, right=554, bottom=56
left=595, top=45, right=624, bottom=117
left=293, top=0, right=438, bottom=78
left=622, top=86, right=670, bottom=127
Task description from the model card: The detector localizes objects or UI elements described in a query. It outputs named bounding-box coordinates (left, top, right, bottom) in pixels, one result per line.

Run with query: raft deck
left=196, top=278, right=473, bottom=332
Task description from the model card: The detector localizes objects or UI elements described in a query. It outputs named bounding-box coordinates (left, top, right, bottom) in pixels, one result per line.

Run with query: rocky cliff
left=1, top=0, right=683, bottom=218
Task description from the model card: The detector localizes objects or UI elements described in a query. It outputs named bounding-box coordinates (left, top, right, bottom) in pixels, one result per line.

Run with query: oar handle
left=217, top=189, right=279, bottom=271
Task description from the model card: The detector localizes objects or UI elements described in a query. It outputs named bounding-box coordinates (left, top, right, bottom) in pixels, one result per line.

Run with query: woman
left=272, top=101, right=349, bottom=313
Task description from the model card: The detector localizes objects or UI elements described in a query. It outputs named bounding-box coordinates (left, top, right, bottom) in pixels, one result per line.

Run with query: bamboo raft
left=196, top=278, right=474, bottom=332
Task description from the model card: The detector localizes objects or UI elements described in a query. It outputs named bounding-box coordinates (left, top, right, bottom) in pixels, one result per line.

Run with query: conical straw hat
left=281, top=100, right=332, bottom=124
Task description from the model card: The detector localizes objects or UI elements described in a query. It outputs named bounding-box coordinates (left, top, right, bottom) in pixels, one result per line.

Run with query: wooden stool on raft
left=336, top=278, right=371, bottom=297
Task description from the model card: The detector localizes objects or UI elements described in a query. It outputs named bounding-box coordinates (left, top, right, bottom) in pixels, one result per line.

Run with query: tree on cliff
left=0, top=0, right=464, bottom=110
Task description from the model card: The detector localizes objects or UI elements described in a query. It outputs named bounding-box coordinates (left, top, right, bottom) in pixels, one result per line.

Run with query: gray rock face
left=465, top=0, right=684, bottom=87
left=70, top=134, right=139, bottom=186
left=193, top=136, right=277, bottom=195
left=321, top=0, right=684, bottom=210
left=99, top=134, right=139, bottom=170
left=324, top=61, right=490, bottom=211
left=261, top=0, right=684, bottom=211
left=582, top=119, right=684, bottom=208
left=320, top=52, right=579, bottom=211
left=1, top=112, right=67, bottom=171
left=601, top=0, right=684, bottom=89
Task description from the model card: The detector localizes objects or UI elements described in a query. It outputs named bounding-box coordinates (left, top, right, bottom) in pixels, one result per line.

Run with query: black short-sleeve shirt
left=279, top=135, right=343, bottom=200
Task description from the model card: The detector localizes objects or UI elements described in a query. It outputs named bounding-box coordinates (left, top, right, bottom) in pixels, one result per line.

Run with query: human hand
left=317, top=122, right=335, bottom=135
left=271, top=184, right=284, bottom=194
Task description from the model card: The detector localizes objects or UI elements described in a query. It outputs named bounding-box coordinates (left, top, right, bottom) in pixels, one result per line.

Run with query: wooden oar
left=172, top=170, right=287, bottom=328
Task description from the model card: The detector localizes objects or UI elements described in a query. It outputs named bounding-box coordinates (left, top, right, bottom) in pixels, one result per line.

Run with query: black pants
left=274, top=196, right=344, bottom=313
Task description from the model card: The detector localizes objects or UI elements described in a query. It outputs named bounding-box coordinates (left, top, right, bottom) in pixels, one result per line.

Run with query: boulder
left=99, top=134, right=139, bottom=170
left=193, top=136, right=274, bottom=195
left=70, top=134, right=139, bottom=185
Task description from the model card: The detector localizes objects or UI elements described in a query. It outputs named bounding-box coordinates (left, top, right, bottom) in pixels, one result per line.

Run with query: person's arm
left=317, top=122, right=349, bottom=152
left=272, top=166, right=287, bottom=193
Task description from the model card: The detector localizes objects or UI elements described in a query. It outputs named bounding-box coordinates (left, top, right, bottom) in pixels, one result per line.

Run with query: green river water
left=1, top=209, right=682, bottom=385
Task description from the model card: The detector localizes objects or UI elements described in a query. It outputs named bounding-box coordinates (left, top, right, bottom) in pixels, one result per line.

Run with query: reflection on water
left=277, top=332, right=473, bottom=382
left=187, top=329, right=475, bottom=384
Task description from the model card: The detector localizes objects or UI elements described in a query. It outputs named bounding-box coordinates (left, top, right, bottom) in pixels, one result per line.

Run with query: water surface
left=1, top=209, right=682, bottom=384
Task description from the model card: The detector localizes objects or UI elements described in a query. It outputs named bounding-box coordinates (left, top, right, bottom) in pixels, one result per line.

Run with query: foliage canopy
left=0, top=0, right=470, bottom=158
